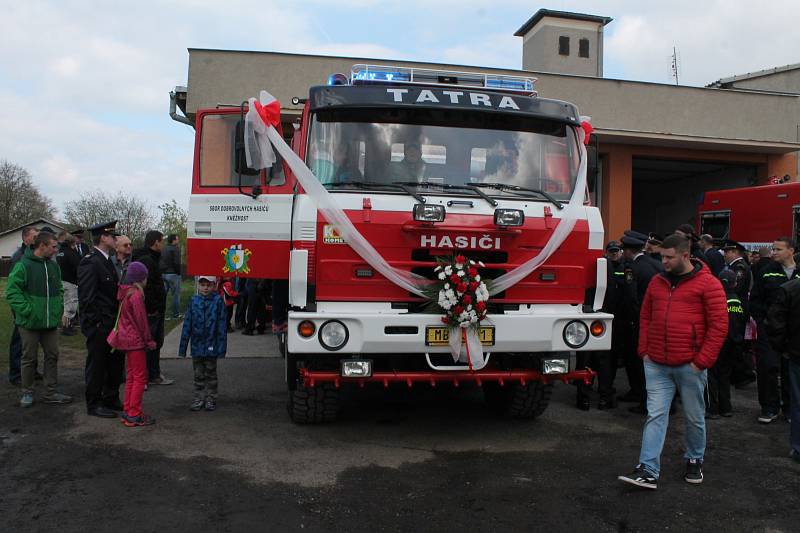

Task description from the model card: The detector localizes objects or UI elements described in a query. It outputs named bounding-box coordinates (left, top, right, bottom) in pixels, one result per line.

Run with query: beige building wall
left=185, top=49, right=800, bottom=153
left=520, top=19, right=603, bottom=76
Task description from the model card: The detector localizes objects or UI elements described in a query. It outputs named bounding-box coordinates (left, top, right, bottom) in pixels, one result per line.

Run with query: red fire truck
left=184, top=64, right=612, bottom=423
left=698, top=181, right=800, bottom=248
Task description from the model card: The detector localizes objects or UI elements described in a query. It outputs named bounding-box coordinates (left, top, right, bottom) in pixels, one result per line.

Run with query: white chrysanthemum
left=444, top=265, right=453, bottom=275
left=475, top=275, right=481, bottom=282
left=457, top=270, right=465, bottom=277
left=438, top=271, right=446, bottom=280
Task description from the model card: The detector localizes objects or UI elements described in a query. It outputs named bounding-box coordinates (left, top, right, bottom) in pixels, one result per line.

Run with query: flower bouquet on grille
left=426, top=255, right=492, bottom=328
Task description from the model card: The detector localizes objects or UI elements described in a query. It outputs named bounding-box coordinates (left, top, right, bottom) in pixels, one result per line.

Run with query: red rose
left=457, top=282, right=468, bottom=293
left=441, top=316, right=450, bottom=324
left=456, top=255, right=466, bottom=264
left=469, top=281, right=479, bottom=291
left=462, top=294, right=473, bottom=305
left=476, top=301, right=486, bottom=312
left=453, top=305, right=464, bottom=315
left=469, top=267, right=478, bottom=277
left=450, top=274, right=460, bottom=284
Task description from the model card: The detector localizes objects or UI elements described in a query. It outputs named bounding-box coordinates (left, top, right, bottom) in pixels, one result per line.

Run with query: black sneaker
left=205, top=398, right=217, bottom=411
left=190, top=398, right=205, bottom=411
left=618, top=465, right=657, bottom=490
left=685, top=459, right=703, bottom=484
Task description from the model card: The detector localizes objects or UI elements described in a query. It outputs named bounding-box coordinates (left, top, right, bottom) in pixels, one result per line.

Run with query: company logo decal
left=420, top=234, right=501, bottom=250
left=222, top=244, right=252, bottom=273
left=323, top=225, right=346, bottom=244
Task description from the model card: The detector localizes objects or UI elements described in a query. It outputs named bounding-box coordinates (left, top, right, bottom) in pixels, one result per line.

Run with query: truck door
left=187, top=109, right=294, bottom=280
left=793, top=206, right=800, bottom=247
left=700, top=210, right=730, bottom=240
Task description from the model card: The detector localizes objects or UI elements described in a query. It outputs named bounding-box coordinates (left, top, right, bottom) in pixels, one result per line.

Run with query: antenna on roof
left=671, top=46, right=680, bottom=85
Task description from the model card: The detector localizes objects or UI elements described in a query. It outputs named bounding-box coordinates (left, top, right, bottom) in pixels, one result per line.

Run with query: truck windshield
left=307, top=107, right=580, bottom=202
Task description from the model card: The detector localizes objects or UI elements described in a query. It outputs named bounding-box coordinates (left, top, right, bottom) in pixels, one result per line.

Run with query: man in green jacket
left=6, top=231, right=72, bottom=407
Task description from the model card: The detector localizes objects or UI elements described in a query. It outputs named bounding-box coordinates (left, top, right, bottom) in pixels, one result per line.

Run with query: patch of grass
left=1, top=278, right=196, bottom=371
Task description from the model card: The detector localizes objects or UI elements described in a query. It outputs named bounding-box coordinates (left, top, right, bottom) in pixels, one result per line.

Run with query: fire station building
left=173, top=9, right=800, bottom=241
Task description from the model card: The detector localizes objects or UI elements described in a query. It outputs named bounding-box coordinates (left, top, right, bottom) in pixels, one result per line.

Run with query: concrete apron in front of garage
left=160, top=321, right=280, bottom=358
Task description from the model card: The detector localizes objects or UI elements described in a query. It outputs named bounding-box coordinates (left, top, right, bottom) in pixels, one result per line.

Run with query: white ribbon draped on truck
left=245, top=90, right=589, bottom=369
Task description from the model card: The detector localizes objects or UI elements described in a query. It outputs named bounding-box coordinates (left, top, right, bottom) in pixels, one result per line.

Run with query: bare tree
left=0, top=159, right=56, bottom=232
left=64, top=191, right=155, bottom=245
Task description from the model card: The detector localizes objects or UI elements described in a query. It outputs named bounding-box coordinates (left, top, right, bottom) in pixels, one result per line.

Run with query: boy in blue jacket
left=179, top=275, right=227, bottom=411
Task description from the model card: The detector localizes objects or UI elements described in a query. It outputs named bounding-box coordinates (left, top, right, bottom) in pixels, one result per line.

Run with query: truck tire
left=287, top=382, right=340, bottom=424
left=483, top=381, right=553, bottom=419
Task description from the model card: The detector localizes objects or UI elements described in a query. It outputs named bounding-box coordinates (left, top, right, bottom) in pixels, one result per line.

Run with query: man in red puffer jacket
left=618, top=233, right=728, bottom=490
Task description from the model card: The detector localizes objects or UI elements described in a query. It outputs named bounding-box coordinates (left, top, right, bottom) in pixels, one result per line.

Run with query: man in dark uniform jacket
left=71, top=228, right=90, bottom=257
left=675, top=224, right=709, bottom=267
left=750, top=237, right=800, bottom=423
left=576, top=240, right=625, bottom=410
left=77, top=221, right=121, bottom=418
left=699, top=234, right=726, bottom=277
left=722, top=239, right=756, bottom=387
left=56, top=233, right=82, bottom=336
left=618, top=230, right=665, bottom=413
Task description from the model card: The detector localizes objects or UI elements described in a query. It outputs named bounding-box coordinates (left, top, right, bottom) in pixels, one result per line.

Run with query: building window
left=558, top=36, right=570, bottom=56
left=579, top=38, right=590, bottom=58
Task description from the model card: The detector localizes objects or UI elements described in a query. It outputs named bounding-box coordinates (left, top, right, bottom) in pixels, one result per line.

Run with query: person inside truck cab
left=391, top=142, right=426, bottom=182
left=330, top=142, right=363, bottom=184
left=483, top=144, right=519, bottom=181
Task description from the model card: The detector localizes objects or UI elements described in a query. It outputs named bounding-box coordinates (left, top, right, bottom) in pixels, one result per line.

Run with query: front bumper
left=287, top=306, right=613, bottom=354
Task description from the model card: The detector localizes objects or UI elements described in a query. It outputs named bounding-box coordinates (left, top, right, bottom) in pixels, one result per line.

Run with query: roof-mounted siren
left=327, top=73, right=349, bottom=86
left=350, top=64, right=537, bottom=95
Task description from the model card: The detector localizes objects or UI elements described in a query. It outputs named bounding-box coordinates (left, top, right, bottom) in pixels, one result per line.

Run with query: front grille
left=411, top=249, right=508, bottom=263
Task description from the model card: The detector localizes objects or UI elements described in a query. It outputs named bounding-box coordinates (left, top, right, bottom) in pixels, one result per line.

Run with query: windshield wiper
left=470, top=182, right=564, bottom=210
left=326, top=180, right=426, bottom=204
left=392, top=181, right=498, bottom=208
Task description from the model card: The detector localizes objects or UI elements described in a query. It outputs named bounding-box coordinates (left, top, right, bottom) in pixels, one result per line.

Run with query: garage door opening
left=631, top=158, right=757, bottom=237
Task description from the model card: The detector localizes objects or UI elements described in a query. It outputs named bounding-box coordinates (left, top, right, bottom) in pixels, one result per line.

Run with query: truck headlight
left=319, top=320, right=348, bottom=351
left=494, top=208, right=524, bottom=227
left=563, top=320, right=589, bottom=348
left=413, top=203, right=445, bottom=222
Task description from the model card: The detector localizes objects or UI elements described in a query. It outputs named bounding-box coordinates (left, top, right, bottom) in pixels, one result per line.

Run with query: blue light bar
left=349, top=64, right=537, bottom=94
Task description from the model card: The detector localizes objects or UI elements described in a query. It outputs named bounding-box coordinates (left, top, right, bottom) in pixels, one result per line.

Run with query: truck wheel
left=287, top=382, right=340, bottom=424
left=483, top=381, right=553, bottom=419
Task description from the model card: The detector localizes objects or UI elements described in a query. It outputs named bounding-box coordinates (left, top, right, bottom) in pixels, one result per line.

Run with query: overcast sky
left=2, top=0, right=799, bottom=217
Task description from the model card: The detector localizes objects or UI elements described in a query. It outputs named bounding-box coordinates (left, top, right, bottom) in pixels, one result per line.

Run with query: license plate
left=425, top=326, right=495, bottom=346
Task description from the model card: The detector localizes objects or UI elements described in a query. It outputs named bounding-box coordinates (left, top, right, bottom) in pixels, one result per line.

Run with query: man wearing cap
left=56, top=232, right=82, bottom=336
left=722, top=239, right=756, bottom=387
left=71, top=229, right=89, bottom=257
left=132, top=230, right=174, bottom=386
left=618, top=230, right=664, bottom=412
left=750, top=236, right=800, bottom=423
left=646, top=233, right=663, bottom=261
left=78, top=221, right=123, bottom=418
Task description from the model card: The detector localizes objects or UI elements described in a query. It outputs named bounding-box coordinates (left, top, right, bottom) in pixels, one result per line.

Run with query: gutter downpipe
left=170, top=90, right=194, bottom=128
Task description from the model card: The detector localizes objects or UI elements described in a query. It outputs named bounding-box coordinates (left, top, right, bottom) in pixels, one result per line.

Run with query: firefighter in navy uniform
left=750, top=237, right=800, bottom=423
left=721, top=239, right=756, bottom=387
left=576, top=240, right=625, bottom=410
left=77, top=221, right=122, bottom=418
left=617, top=230, right=664, bottom=413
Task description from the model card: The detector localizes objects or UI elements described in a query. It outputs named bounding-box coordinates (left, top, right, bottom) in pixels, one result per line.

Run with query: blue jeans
left=163, top=274, right=182, bottom=318
left=789, top=358, right=800, bottom=457
left=639, top=359, right=708, bottom=478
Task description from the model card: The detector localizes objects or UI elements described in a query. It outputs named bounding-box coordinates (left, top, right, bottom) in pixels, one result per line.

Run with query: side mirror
left=234, top=120, right=260, bottom=176
left=586, top=134, right=599, bottom=192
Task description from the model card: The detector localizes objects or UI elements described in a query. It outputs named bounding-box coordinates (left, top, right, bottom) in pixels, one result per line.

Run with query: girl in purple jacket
left=107, top=261, right=157, bottom=427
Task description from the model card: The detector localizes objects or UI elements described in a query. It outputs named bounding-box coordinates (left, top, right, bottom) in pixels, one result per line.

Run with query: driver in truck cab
left=391, top=141, right=426, bottom=182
